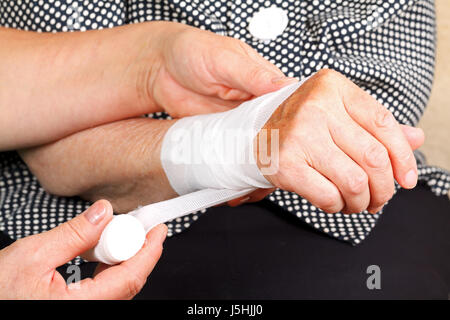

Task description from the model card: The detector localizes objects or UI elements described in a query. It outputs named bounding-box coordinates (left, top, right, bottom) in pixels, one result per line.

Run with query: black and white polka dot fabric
left=1, top=0, right=449, bottom=252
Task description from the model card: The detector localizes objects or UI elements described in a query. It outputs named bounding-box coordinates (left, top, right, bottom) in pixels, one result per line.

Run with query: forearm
left=19, top=118, right=177, bottom=213
left=0, top=22, right=179, bottom=151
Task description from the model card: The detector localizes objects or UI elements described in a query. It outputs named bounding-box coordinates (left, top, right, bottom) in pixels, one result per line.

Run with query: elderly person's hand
left=0, top=200, right=167, bottom=299
left=255, top=69, right=424, bottom=214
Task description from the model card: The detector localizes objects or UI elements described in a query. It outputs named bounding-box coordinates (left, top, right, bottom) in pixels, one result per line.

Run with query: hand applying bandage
left=86, top=69, right=424, bottom=265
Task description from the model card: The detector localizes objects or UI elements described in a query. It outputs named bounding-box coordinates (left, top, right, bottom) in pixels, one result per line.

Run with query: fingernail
left=404, top=169, right=417, bottom=189
left=84, top=201, right=107, bottom=225
left=240, top=197, right=251, bottom=204
left=271, top=76, right=298, bottom=85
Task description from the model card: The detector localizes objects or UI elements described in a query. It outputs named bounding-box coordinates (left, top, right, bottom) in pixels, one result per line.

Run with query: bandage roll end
left=82, top=215, right=146, bottom=265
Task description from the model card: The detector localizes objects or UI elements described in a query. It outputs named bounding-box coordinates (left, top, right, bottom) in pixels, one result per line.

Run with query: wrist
left=81, top=118, right=178, bottom=212
left=20, top=117, right=178, bottom=213
left=126, top=21, right=190, bottom=113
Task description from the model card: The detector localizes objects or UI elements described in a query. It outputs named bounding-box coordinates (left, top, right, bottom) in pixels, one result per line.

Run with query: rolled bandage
left=83, top=78, right=307, bottom=265
left=81, top=215, right=146, bottom=265
left=82, top=188, right=254, bottom=264
left=161, top=80, right=305, bottom=195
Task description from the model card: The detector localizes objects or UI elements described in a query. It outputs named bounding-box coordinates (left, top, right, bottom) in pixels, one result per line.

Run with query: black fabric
left=1, top=184, right=448, bottom=299
left=0, top=231, right=13, bottom=248
left=134, top=184, right=450, bottom=300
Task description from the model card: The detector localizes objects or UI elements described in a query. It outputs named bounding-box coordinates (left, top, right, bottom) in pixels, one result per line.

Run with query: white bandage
left=161, top=80, right=304, bottom=195
left=84, top=78, right=308, bottom=265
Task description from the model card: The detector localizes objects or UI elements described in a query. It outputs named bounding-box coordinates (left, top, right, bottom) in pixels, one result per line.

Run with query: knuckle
left=319, top=190, right=343, bottom=213
left=274, top=170, right=297, bottom=193
left=374, top=107, right=396, bottom=129
left=310, top=148, right=330, bottom=170
left=351, top=200, right=369, bottom=214
left=126, top=274, right=146, bottom=298
left=352, top=205, right=366, bottom=214
left=373, top=184, right=395, bottom=207
left=398, top=149, right=414, bottom=164
left=315, top=68, right=342, bottom=81
left=248, top=65, right=270, bottom=80
left=233, top=37, right=252, bottom=52
left=64, top=220, right=89, bottom=248
left=346, top=171, right=368, bottom=195
left=364, top=143, right=390, bottom=169
left=213, top=48, right=236, bottom=67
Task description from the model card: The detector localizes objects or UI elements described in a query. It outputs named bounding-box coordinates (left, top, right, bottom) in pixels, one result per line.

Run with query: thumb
left=219, top=47, right=297, bottom=97
left=400, top=125, right=425, bottom=150
left=32, top=200, right=113, bottom=268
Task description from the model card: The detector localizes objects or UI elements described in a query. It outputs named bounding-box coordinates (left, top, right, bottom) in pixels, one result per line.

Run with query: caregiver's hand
left=0, top=21, right=291, bottom=150
left=258, top=69, right=425, bottom=214
left=150, top=23, right=294, bottom=117
left=0, top=200, right=167, bottom=299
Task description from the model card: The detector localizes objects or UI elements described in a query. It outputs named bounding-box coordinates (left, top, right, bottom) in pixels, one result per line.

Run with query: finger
left=238, top=40, right=285, bottom=75
left=93, top=262, right=109, bottom=277
left=343, top=86, right=418, bottom=189
left=328, top=114, right=395, bottom=213
left=282, top=163, right=345, bottom=214
left=69, top=224, right=167, bottom=300
left=228, top=196, right=250, bottom=207
left=214, top=43, right=297, bottom=97
left=228, top=188, right=275, bottom=207
left=29, top=200, right=113, bottom=269
left=307, top=133, right=371, bottom=214
left=154, top=69, right=245, bottom=117
left=400, top=125, right=425, bottom=150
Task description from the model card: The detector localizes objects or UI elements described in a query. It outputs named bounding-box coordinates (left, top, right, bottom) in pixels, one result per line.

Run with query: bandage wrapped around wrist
left=161, top=80, right=304, bottom=195
left=84, top=78, right=307, bottom=265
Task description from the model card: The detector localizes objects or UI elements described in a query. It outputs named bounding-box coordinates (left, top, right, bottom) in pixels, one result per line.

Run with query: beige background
left=418, top=0, right=450, bottom=176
